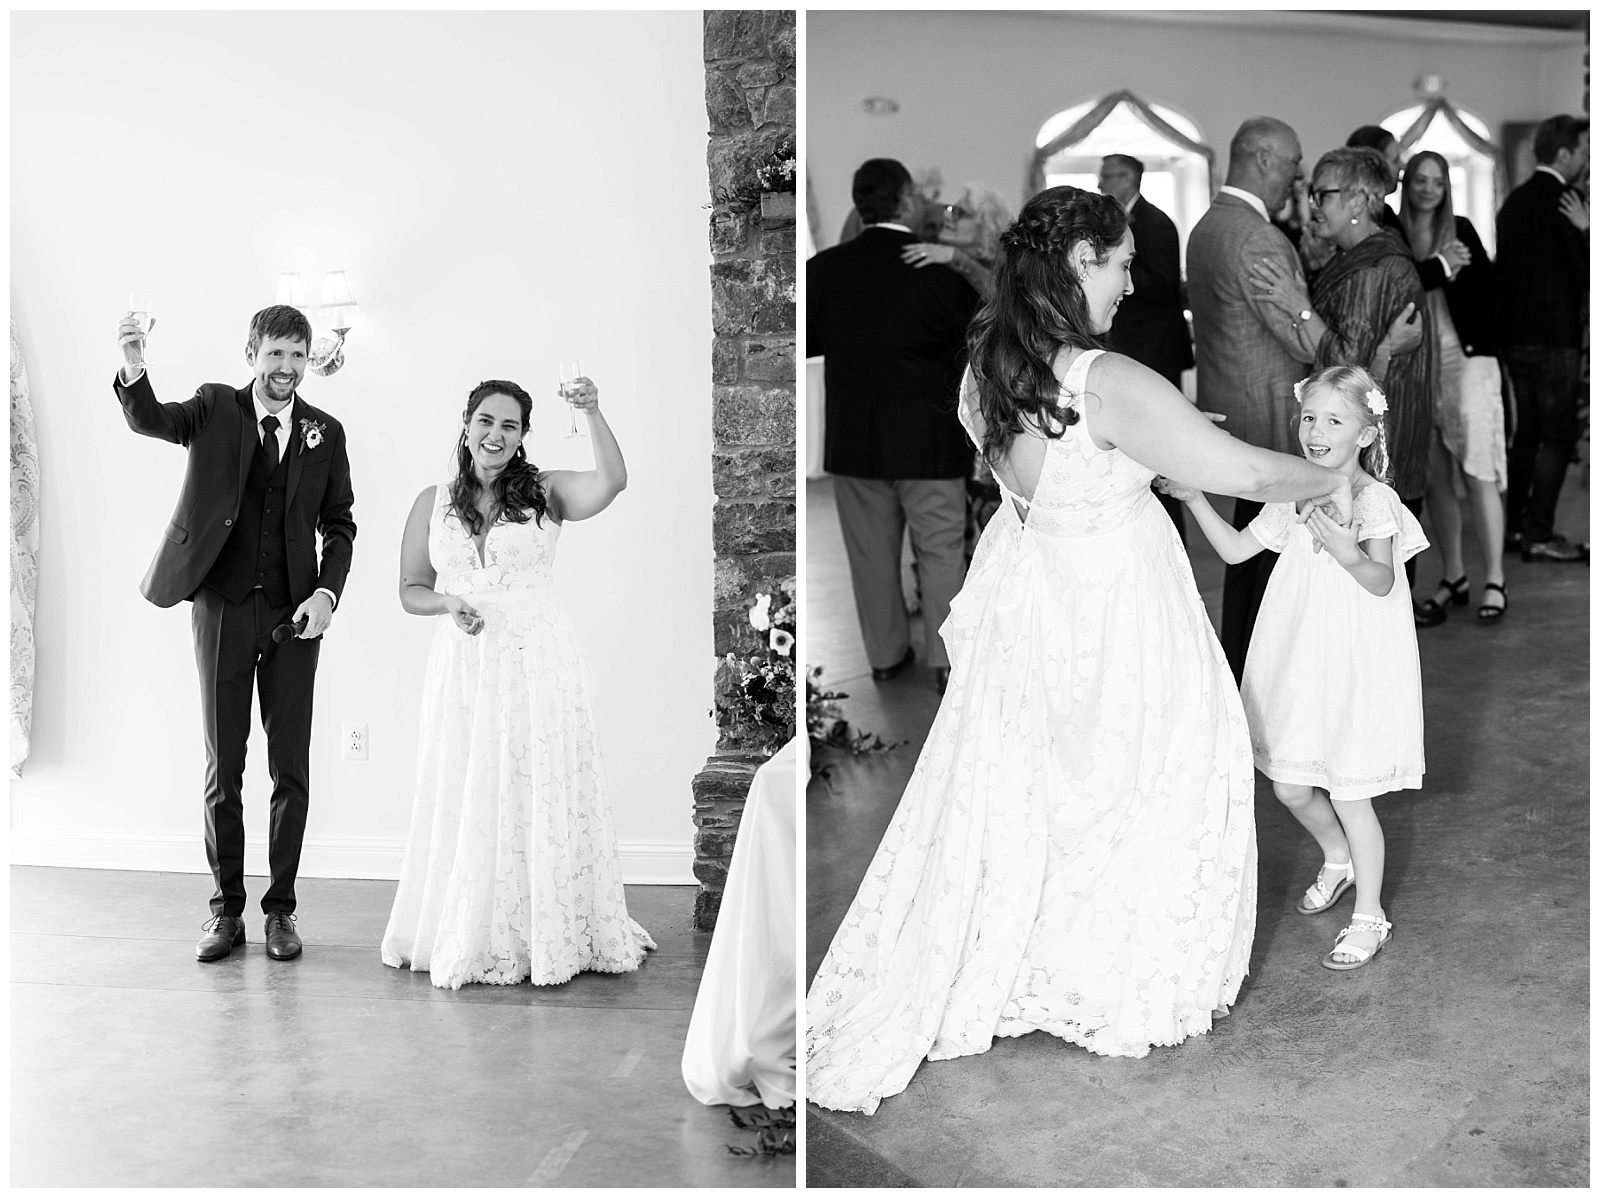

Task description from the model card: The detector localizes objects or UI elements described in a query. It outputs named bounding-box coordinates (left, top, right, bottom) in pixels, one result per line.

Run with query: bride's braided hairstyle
left=449, top=379, right=549, bottom=535
left=968, top=186, right=1128, bottom=465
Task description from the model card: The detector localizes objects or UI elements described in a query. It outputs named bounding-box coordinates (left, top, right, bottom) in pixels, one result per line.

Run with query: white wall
left=808, top=9, right=1589, bottom=249
left=11, top=11, right=716, bottom=883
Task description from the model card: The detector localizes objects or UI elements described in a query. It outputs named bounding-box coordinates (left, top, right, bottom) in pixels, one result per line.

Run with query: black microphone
left=271, top=614, right=309, bottom=644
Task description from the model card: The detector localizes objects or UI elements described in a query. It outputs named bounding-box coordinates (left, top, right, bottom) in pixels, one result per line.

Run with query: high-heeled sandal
left=1321, top=914, right=1392, bottom=971
left=1477, top=581, right=1507, bottom=621
left=1414, top=574, right=1468, bottom=628
left=1296, top=860, right=1355, bottom=914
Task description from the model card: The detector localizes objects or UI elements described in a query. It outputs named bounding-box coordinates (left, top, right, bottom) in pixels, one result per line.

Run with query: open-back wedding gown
left=381, top=481, right=654, bottom=989
left=807, top=349, right=1257, bottom=1114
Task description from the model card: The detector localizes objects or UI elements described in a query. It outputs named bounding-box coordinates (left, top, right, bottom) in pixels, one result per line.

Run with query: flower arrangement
left=807, top=667, right=903, bottom=772
left=755, top=136, right=797, bottom=194
left=713, top=579, right=796, bottom=750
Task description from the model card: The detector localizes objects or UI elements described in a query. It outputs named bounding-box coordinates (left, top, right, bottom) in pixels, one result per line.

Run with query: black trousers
left=1219, top=498, right=1277, bottom=684
left=191, top=586, right=319, bottom=918
left=1505, top=346, right=1584, bottom=542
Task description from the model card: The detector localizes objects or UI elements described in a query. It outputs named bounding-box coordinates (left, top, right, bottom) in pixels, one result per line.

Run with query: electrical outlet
left=341, top=723, right=368, bottom=760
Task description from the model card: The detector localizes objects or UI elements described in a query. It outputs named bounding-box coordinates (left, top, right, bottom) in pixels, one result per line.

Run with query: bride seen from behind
left=806, top=187, right=1356, bottom=1115
left=381, top=376, right=655, bottom=989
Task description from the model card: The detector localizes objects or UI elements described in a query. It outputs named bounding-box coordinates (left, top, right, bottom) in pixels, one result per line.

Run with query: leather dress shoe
left=1503, top=531, right=1524, bottom=553
left=1522, top=535, right=1588, bottom=563
left=264, top=913, right=303, bottom=960
left=933, top=667, right=949, bottom=695
left=196, top=915, right=245, bottom=962
left=871, top=645, right=915, bottom=682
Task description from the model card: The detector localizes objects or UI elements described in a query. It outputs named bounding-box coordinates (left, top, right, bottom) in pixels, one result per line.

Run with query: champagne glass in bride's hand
left=127, top=292, right=156, bottom=366
left=558, top=359, right=584, bottom=439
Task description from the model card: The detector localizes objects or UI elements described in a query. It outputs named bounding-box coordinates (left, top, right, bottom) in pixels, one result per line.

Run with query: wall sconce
left=276, top=270, right=359, bottom=377
left=310, top=270, right=359, bottom=377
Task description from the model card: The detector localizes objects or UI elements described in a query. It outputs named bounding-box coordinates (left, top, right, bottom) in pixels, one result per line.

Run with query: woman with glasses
left=1249, top=147, right=1436, bottom=588
left=899, top=183, right=1014, bottom=300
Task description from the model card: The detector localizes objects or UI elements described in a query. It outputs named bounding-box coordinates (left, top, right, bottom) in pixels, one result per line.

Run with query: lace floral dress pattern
left=1241, top=481, right=1428, bottom=801
left=807, top=350, right=1258, bottom=1115
left=380, top=482, right=654, bottom=989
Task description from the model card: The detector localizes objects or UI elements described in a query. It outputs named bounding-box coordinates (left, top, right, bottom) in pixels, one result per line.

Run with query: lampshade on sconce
left=318, top=270, right=359, bottom=334
left=276, top=272, right=307, bottom=309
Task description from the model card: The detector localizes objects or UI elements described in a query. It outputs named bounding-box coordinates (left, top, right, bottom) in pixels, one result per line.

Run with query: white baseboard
left=8, top=829, right=696, bottom=886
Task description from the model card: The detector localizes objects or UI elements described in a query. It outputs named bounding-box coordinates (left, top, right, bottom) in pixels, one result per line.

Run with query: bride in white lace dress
left=381, top=377, right=654, bottom=989
left=807, top=187, right=1357, bottom=1114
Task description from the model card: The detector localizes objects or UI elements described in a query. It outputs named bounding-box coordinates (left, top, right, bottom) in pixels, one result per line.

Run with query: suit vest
left=204, top=427, right=292, bottom=606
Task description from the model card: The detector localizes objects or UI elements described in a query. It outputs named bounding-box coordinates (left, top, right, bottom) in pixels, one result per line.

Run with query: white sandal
left=1296, top=859, right=1355, bottom=915
left=1321, top=914, right=1392, bottom=971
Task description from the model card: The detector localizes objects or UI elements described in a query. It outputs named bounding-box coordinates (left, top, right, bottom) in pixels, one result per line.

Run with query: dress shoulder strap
left=1058, top=348, right=1107, bottom=408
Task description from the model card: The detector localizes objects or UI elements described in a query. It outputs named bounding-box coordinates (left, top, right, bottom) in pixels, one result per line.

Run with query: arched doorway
left=1032, top=92, right=1214, bottom=263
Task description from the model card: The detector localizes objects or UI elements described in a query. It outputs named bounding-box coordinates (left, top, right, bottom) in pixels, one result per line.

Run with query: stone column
left=693, top=10, right=796, bottom=932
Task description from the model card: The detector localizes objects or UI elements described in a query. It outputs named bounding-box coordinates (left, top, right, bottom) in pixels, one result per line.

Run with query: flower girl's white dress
left=807, top=350, right=1257, bottom=1114
left=381, top=481, right=654, bottom=989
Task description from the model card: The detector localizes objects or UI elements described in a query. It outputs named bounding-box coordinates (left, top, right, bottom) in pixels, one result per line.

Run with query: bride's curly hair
left=448, top=379, right=549, bottom=534
left=967, top=186, right=1128, bottom=465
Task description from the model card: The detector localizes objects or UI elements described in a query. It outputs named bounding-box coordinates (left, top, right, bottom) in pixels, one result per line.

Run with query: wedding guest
left=1399, top=151, right=1508, bottom=624
left=809, top=158, right=982, bottom=694
left=1497, top=113, right=1590, bottom=562
left=1100, top=152, right=1195, bottom=543
left=900, top=182, right=1013, bottom=300
left=839, top=166, right=944, bottom=245
left=1160, top=364, right=1426, bottom=972
left=112, top=305, right=356, bottom=963
left=1250, top=146, right=1435, bottom=596
left=381, top=378, right=654, bottom=988
left=1188, top=118, right=1419, bottom=679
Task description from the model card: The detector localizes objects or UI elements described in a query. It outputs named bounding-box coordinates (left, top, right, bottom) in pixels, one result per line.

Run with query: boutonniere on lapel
left=299, top=418, right=326, bottom=451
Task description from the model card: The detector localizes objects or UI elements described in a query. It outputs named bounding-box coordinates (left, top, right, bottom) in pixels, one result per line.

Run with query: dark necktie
left=261, top=415, right=280, bottom=474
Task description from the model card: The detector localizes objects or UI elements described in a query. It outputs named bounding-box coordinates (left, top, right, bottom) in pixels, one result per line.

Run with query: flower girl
left=1158, top=365, right=1426, bottom=970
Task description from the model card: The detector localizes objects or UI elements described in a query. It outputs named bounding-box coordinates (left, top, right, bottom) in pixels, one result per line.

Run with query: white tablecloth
left=681, top=737, right=797, bottom=1108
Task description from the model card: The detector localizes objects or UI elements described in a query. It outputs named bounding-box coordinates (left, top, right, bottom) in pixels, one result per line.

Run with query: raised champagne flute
left=129, top=291, right=155, bottom=366
left=558, top=359, right=584, bottom=439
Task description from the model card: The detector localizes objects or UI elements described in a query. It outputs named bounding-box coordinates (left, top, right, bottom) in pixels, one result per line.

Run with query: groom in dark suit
left=115, top=305, right=356, bottom=962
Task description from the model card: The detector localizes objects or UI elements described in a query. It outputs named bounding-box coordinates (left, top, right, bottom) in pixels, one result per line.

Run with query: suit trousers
left=191, top=585, right=320, bottom=918
left=1504, top=346, right=1584, bottom=542
left=833, top=475, right=968, bottom=671
left=1219, top=498, right=1278, bottom=684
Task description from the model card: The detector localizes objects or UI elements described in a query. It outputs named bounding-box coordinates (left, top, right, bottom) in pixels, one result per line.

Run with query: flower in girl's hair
left=1365, top=388, right=1388, bottom=416
left=1293, top=379, right=1306, bottom=403
left=749, top=592, right=772, bottom=632
left=770, top=629, right=794, bottom=658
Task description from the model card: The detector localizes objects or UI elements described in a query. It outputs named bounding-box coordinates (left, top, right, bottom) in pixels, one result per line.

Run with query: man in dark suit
left=1101, top=153, right=1195, bottom=543
left=114, top=305, right=356, bottom=962
left=1497, top=113, right=1590, bottom=561
left=809, top=158, right=981, bottom=694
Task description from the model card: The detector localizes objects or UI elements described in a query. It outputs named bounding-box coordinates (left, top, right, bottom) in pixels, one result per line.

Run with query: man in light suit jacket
left=1101, top=153, right=1195, bottom=543
left=809, top=158, right=981, bottom=694
left=115, top=305, right=356, bottom=963
left=1498, top=113, right=1590, bottom=561
left=1187, top=118, right=1318, bottom=679
left=1187, top=118, right=1417, bottom=679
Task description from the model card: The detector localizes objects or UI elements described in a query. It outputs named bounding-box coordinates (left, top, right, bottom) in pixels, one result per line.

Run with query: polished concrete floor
left=11, top=868, right=794, bottom=1188
left=806, top=471, right=1589, bottom=1187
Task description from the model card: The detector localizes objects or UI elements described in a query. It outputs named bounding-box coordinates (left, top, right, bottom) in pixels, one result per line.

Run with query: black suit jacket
left=808, top=226, right=981, bottom=479
left=1403, top=215, right=1497, bottom=357
left=114, top=372, right=356, bottom=609
left=1495, top=169, right=1588, bottom=349
left=1108, top=194, right=1194, bottom=382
